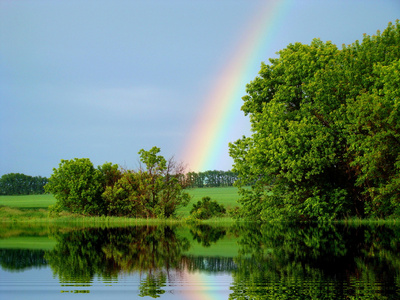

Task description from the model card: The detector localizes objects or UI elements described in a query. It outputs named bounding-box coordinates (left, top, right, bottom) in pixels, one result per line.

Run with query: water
left=1, top=223, right=400, bottom=299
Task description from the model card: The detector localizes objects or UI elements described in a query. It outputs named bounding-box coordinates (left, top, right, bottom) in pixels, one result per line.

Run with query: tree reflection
left=2, top=223, right=400, bottom=298
left=189, top=224, right=226, bottom=247
left=0, top=249, right=48, bottom=271
left=138, top=272, right=166, bottom=298
left=45, top=226, right=190, bottom=297
left=229, top=223, right=400, bottom=299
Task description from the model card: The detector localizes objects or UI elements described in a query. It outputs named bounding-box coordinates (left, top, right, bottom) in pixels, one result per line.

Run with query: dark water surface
left=1, top=223, right=400, bottom=299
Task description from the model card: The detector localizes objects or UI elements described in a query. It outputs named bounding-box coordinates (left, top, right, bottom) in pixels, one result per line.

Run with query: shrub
left=46, top=147, right=190, bottom=218
left=190, top=196, right=226, bottom=220
left=102, top=148, right=190, bottom=218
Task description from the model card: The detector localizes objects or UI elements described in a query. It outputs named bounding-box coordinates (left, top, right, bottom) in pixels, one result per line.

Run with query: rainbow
left=178, top=270, right=233, bottom=299
left=180, top=0, right=293, bottom=172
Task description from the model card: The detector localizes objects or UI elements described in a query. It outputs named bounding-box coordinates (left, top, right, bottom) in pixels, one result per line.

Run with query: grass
left=178, top=186, right=241, bottom=216
left=0, top=194, right=55, bottom=209
left=0, top=187, right=241, bottom=223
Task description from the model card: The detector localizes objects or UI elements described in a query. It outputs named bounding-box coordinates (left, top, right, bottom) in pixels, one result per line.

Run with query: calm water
left=1, top=223, right=400, bottom=299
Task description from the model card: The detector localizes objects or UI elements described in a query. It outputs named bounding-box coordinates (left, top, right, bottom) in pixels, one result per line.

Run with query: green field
left=0, top=187, right=239, bottom=223
left=178, top=186, right=241, bottom=216
left=0, top=194, right=56, bottom=209
left=0, top=187, right=241, bottom=218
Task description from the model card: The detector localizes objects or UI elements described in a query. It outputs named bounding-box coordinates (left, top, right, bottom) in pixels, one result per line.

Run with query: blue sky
left=1, top=0, right=399, bottom=176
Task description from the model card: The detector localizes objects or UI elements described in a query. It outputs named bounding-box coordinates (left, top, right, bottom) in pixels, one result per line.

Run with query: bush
left=103, top=147, right=190, bottom=218
left=46, top=147, right=190, bottom=218
left=45, top=158, right=116, bottom=216
left=190, top=197, right=226, bottom=220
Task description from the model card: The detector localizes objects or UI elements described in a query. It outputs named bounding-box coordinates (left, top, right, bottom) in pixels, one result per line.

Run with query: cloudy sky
left=1, top=0, right=399, bottom=177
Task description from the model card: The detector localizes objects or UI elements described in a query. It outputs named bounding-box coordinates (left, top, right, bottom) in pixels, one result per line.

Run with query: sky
left=1, top=0, right=399, bottom=177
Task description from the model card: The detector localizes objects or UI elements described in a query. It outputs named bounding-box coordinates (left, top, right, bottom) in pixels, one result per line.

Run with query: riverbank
left=0, top=187, right=241, bottom=224
left=1, top=188, right=399, bottom=225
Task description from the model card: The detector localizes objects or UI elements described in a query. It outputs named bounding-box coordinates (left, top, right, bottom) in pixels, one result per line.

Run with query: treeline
left=186, top=170, right=237, bottom=188
left=0, top=168, right=237, bottom=199
left=0, top=173, right=49, bottom=195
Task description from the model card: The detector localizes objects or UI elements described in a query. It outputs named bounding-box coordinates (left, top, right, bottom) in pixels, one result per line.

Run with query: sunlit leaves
left=230, top=21, right=400, bottom=221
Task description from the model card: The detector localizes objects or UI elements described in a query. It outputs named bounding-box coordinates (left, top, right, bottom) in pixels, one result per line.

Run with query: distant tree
left=185, top=170, right=238, bottom=188
left=0, top=173, right=48, bottom=195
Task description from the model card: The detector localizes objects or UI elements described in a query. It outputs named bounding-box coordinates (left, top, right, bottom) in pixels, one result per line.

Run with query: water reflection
left=230, top=223, right=400, bottom=299
left=0, top=249, right=47, bottom=271
left=1, top=223, right=400, bottom=299
left=189, top=224, right=226, bottom=247
left=44, top=226, right=190, bottom=297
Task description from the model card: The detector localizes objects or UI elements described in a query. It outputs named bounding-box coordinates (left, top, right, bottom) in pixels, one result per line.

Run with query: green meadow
left=0, top=186, right=241, bottom=221
left=0, top=194, right=56, bottom=209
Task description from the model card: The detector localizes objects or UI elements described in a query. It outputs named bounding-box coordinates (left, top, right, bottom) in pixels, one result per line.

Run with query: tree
left=346, top=60, right=400, bottom=217
left=0, top=173, right=48, bottom=195
left=46, top=148, right=189, bottom=218
left=102, top=147, right=190, bottom=218
left=185, top=170, right=238, bottom=188
left=229, top=21, right=400, bottom=221
left=45, top=158, right=116, bottom=215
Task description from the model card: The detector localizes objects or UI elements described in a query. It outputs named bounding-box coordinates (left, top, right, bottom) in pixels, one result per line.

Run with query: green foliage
left=230, top=21, right=400, bottom=221
left=102, top=171, right=141, bottom=217
left=0, top=187, right=240, bottom=221
left=190, top=196, right=226, bottom=220
left=102, top=147, right=190, bottom=218
left=0, top=173, right=48, bottom=195
left=346, top=60, right=400, bottom=217
left=45, top=147, right=190, bottom=218
left=45, top=158, right=107, bottom=216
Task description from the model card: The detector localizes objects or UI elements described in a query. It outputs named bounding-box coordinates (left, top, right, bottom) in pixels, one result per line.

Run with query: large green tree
left=45, top=158, right=114, bottom=215
left=229, top=21, right=400, bottom=221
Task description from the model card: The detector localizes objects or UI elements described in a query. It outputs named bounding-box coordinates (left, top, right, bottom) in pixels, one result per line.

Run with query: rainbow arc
left=180, top=0, right=293, bottom=172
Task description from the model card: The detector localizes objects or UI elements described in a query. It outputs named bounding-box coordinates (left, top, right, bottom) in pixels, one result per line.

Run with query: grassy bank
left=0, top=194, right=56, bottom=209
left=0, top=187, right=241, bottom=223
